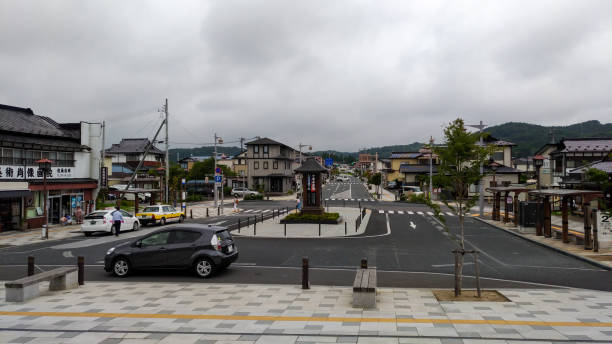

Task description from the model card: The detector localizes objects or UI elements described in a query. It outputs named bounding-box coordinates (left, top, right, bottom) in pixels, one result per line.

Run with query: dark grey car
left=104, top=224, right=238, bottom=278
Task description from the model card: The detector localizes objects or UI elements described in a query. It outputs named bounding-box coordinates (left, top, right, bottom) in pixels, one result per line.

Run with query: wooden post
left=584, top=204, right=592, bottom=250
left=513, top=193, right=519, bottom=227
left=593, top=208, right=599, bottom=252
left=318, top=223, right=321, bottom=236
left=284, top=223, right=287, bottom=236
left=206, top=208, right=209, bottom=217
left=254, top=220, right=257, bottom=236
left=190, top=209, right=193, bottom=219
left=495, top=192, right=501, bottom=221
left=544, top=196, right=552, bottom=238
left=246, top=216, right=249, bottom=227
left=302, top=257, right=309, bottom=289
left=503, top=191, right=509, bottom=223
left=27, top=256, right=35, bottom=276
left=474, top=251, right=481, bottom=298
left=345, top=221, right=347, bottom=235
left=536, top=198, right=543, bottom=236
left=78, top=256, right=85, bottom=286
left=561, top=196, right=569, bottom=243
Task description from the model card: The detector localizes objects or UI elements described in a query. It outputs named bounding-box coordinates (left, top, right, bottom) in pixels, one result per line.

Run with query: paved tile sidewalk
left=0, top=281, right=611, bottom=343
left=0, top=224, right=82, bottom=247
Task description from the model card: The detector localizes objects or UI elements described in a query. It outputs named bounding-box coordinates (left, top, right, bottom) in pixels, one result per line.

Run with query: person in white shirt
left=111, top=207, right=123, bottom=236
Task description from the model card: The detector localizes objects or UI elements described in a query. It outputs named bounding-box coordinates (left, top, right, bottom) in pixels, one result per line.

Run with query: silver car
left=232, top=187, right=259, bottom=198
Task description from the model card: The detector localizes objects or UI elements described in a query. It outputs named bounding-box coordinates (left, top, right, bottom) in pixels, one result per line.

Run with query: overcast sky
left=1, top=1, right=611, bottom=152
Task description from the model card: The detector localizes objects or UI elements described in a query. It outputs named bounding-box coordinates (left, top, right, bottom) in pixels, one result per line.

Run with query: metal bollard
left=345, top=222, right=347, bottom=235
left=302, top=257, right=310, bottom=289
left=238, top=219, right=241, bottom=233
left=319, top=223, right=321, bottom=236
left=247, top=217, right=249, bottom=227
left=190, top=209, right=193, bottom=219
left=273, top=209, right=275, bottom=219
left=206, top=208, right=209, bottom=217
left=284, top=223, right=287, bottom=236
left=254, top=221, right=257, bottom=235
left=261, top=213, right=264, bottom=223
left=217, top=207, right=220, bottom=216
left=361, top=258, right=368, bottom=269
left=77, top=256, right=85, bottom=285
left=27, top=256, right=35, bottom=276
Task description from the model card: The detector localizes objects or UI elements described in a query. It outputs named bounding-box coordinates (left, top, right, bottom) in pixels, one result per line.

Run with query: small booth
left=295, top=158, right=327, bottom=215
left=528, top=189, right=603, bottom=249
left=486, top=185, right=532, bottom=226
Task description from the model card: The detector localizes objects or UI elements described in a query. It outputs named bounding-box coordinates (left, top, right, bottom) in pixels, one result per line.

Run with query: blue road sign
left=325, top=158, right=333, bottom=167
left=214, top=175, right=222, bottom=183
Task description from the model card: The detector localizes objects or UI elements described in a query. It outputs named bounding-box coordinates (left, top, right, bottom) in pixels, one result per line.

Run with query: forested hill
left=486, top=120, right=612, bottom=157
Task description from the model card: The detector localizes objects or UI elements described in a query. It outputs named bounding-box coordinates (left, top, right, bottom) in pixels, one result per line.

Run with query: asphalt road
left=1, top=180, right=610, bottom=291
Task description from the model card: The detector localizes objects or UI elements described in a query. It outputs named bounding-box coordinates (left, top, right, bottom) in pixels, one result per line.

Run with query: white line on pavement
left=417, top=211, right=424, bottom=215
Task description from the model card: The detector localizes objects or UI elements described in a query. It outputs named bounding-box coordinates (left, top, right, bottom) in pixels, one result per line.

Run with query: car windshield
left=84, top=211, right=107, bottom=219
left=143, top=207, right=159, bottom=212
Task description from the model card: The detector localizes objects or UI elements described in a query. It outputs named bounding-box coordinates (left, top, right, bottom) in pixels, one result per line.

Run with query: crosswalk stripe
left=427, top=212, right=434, bottom=215
left=262, top=210, right=271, bottom=213
left=244, top=209, right=253, bottom=213
left=408, top=211, right=414, bottom=215
left=397, top=211, right=404, bottom=214
left=446, top=212, right=454, bottom=216
left=417, top=211, right=424, bottom=215
left=378, top=210, right=384, bottom=214
left=388, top=210, right=394, bottom=214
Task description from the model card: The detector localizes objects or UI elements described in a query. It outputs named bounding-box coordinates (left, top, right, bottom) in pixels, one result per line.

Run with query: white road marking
left=409, top=221, right=416, bottom=229
left=408, top=211, right=414, bottom=215
left=432, top=262, right=474, bottom=268
left=388, top=210, right=394, bottom=214
left=244, top=209, right=253, bottom=213
left=446, top=212, right=455, bottom=216
left=62, top=251, right=74, bottom=258
left=262, top=210, right=271, bottom=213
left=417, top=211, right=424, bottom=215
left=427, top=211, right=434, bottom=215
left=397, top=211, right=404, bottom=214
left=378, top=210, right=384, bottom=214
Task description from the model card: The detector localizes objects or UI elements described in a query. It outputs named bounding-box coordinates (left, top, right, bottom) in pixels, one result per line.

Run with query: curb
left=472, top=216, right=612, bottom=271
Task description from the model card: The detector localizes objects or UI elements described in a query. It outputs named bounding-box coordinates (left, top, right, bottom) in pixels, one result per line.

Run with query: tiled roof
left=246, top=137, right=296, bottom=151
left=559, top=138, right=612, bottom=153
left=390, top=152, right=421, bottom=159
left=568, top=160, right=612, bottom=174
left=0, top=104, right=80, bottom=141
left=295, top=158, right=328, bottom=173
left=399, top=164, right=438, bottom=173
left=105, top=138, right=164, bottom=155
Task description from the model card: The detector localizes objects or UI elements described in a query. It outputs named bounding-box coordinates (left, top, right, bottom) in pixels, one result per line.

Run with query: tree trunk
left=455, top=201, right=465, bottom=296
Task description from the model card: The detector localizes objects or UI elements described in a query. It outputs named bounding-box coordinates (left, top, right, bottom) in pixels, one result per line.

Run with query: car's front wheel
left=160, top=217, right=166, bottom=226
left=178, top=215, right=184, bottom=223
left=132, top=222, right=139, bottom=231
left=194, top=257, right=215, bottom=278
left=84, top=232, right=92, bottom=237
left=112, top=257, right=131, bottom=277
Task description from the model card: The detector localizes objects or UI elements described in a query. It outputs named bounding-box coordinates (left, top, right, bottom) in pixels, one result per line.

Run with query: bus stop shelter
left=485, top=186, right=532, bottom=226
left=528, top=189, right=603, bottom=249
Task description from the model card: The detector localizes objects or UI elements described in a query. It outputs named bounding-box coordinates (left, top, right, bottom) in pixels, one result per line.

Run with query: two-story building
left=104, top=138, right=164, bottom=190
left=0, top=104, right=102, bottom=230
left=245, top=138, right=299, bottom=194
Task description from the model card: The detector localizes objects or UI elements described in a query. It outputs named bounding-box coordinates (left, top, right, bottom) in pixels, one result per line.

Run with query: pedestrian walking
left=75, top=206, right=83, bottom=224
left=233, top=197, right=239, bottom=213
left=296, top=197, right=301, bottom=212
left=111, top=206, right=123, bottom=236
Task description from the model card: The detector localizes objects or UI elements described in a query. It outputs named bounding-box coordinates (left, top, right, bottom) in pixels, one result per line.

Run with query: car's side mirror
left=135, top=241, right=142, bottom=248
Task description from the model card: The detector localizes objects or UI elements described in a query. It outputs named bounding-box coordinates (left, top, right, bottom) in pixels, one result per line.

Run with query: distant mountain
left=313, top=142, right=424, bottom=163
left=485, top=120, right=612, bottom=157
left=169, top=146, right=243, bottom=163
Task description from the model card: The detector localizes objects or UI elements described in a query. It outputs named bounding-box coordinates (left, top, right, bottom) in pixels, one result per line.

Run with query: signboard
left=506, top=196, right=513, bottom=204
left=0, top=165, right=73, bottom=180
left=215, top=167, right=221, bottom=174
left=598, top=211, right=612, bottom=243
left=324, top=158, right=333, bottom=167
left=100, top=167, right=108, bottom=187
left=214, top=175, right=222, bottom=183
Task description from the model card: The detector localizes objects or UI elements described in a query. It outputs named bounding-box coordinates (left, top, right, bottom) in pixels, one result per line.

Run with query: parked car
left=81, top=208, right=140, bottom=236
left=109, top=184, right=150, bottom=202
left=136, top=205, right=185, bottom=226
left=402, top=185, right=424, bottom=196
left=387, top=181, right=397, bottom=189
left=104, top=224, right=238, bottom=278
left=232, top=187, right=259, bottom=198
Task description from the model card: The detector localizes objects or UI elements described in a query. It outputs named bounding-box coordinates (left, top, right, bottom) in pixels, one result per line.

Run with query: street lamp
left=298, top=143, right=312, bottom=165
left=428, top=136, right=434, bottom=200
left=490, top=160, right=500, bottom=186
left=36, top=158, right=53, bottom=239
left=214, top=134, right=223, bottom=207
left=533, top=155, right=545, bottom=190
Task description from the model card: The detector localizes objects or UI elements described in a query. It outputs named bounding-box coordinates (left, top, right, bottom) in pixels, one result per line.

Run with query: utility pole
left=468, top=121, right=487, bottom=217
left=429, top=136, right=434, bottom=200
left=214, top=133, right=218, bottom=207
left=101, top=120, right=106, bottom=185
left=164, top=99, right=169, bottom=204
left=240, top=138, right=245, bottom=188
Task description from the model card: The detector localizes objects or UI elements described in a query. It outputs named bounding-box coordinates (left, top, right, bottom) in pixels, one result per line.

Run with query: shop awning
left=0, top=182, right=31, bottom=198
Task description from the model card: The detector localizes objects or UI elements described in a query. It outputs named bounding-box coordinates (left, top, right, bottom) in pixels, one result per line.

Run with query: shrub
left=287, top=190, right=294, bottom=195
left=186, top=194, right=203, bottom=202
left=283, top=212, right=340, bottom=223
left=408, top=193, right=427, bottom=204
left=244, top=193, right=264, bottom=200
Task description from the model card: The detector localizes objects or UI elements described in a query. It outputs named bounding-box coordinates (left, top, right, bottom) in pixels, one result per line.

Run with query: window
left=263, top=162, right=269, bottom=169
left=492, top=151, right=504, bottom=162
left=1, top=148, right=12, bottom=165
left=263, top=145, right=269, bottom=154
left=141, top=231, right=170, bottom=246
left=273, top=161, right=278, bottom=169
left=172, top=230, right=201, bottom=243
left=254, top=161, right=259, bottom=169
left=162, top=206, right=172, bottom=212
left=143, top=206, right=160, bottom=212
left=253, top=145, right=259, bottom=156
left=120, top=210, right=131, bottom=217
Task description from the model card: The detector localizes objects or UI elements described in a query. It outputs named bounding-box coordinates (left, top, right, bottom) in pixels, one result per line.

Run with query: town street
left=0, top=178, right=610, bottom=292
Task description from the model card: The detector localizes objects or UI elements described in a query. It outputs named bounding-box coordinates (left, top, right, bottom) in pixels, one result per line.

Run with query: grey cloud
left=0, top=0, right=610, bottom=151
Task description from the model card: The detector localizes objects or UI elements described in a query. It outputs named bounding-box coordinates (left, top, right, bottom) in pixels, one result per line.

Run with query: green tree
left=586, top=168, right=609, bottom=187
left=188, top=158, right=235, bottom=180
left=434, top=118, right=491, bottom=296
left=369, top=172, right=382, bottom=198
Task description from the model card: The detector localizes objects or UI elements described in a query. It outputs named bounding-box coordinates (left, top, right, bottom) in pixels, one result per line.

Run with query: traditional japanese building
left=0, top=104, right=102, bottom=230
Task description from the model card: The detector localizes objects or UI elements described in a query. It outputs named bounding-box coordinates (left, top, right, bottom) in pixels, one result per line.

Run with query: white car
left=81, top=209, right=140, bottom=236
left=232, top=187, right=259, bottom=198
left=109, top=184, right=150, bottom=202
left=402, top=186, right=424, bottom=196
